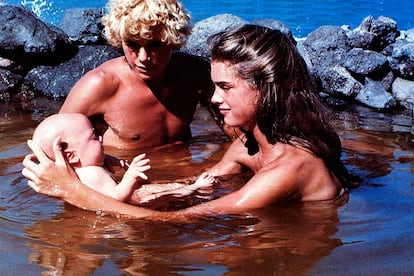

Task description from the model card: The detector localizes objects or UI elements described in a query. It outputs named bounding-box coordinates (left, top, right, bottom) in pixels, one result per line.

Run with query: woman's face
left=211, top=61, right=259, bottom=130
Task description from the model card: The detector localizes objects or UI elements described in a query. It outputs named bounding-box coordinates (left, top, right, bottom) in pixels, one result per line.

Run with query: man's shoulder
left=77, top=58, right=123, bottom=96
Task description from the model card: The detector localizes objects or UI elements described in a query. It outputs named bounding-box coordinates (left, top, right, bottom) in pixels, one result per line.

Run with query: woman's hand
left=22, top=137, right=81, bottom=199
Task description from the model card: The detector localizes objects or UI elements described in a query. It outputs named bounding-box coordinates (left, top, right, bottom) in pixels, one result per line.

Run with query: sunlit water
left=5, top=0, right=414, bottom=37
left=1, top=100, right=414, bottom=275
left=1, top=0, right=414, bottom=274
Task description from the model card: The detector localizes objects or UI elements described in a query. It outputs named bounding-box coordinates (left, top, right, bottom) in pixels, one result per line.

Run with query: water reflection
left=24, top=199, right=346, bottom=275
left=1, top=101, right=414, bottom=274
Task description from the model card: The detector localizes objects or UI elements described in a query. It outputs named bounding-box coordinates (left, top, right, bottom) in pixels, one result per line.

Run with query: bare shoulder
left=256, top=145, right=341, bottom=200
left=75, top=166, right=114, bottom=189
left=75, top=58, right=122, bottom=98
left=61, top=58, right=123, bottom=113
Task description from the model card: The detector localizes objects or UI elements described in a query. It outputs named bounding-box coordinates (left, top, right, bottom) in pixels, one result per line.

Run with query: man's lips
left=135, top=64, right=154, bottom=72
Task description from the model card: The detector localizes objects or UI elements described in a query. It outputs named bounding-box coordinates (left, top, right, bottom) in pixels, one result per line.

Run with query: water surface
left=7, top=0, right=414, bottom=37
left=1, top=101, right=413, bottom=275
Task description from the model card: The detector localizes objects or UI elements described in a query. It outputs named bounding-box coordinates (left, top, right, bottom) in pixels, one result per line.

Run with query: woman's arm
left=205, top=139, right=247, bottom=176
left=22, top=139, right=176, bottom=220
left=21, top=138, right=294, bottom=220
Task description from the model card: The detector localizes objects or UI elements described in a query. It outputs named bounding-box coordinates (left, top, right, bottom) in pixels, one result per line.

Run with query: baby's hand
left=124, top=153, right=151, bottom=180
left=193, top=172, right=216, bottom=188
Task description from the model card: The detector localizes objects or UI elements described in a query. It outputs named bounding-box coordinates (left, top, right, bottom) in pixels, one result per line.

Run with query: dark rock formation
left=298, top=15, right=412, bottom=110
left=21, top=45, right=122, bottom=99
left=0, top=3, right=413, bottom=113
left=0, top=4, right=72, bottom=64
left=60, top=8, right=106, bottom=45
left=182, top=14, right=248, bottom=57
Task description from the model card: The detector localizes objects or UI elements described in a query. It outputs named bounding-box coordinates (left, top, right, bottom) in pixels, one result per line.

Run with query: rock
left=60, top=8, right=105, bottom=45
left=348, top=30, right=376, bottom=49
left=341, top=48, right=388, bottom=77
left=319, top=65, right=363, bottom=98
left=356, top=15, right=399, bottom=51
left=381, top=71, right=396, bottom=91
left=182, top=14, right=247, bottom=57
left=386, top=41, right=414, bottom=80
left=0, top=68, right=22, bottom=101
left=21, top=45, right=122, bottom=99
left=0, top=5, right=412, bottom=113
left=302, top=26, right=350, bottom=75
left=392, top=77, right=414, bottom=109
left=355, top=78, right=396, bottom=109
left=250, top=18, right=296, bottom=44
left=405, top=28, right=414, bottom=42
left=0, top=56, right=27, bottom=74
left=0, top=4, right=72, bottom=64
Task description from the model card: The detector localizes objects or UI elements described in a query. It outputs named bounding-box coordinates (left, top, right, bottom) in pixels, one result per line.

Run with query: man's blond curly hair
left=102, top=0, right=191, bottom=49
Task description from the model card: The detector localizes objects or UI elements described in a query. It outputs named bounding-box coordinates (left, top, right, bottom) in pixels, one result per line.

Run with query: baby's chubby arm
left=114, top=154, right=150, bottom=202
left=136, top=172, right=216, bottom=203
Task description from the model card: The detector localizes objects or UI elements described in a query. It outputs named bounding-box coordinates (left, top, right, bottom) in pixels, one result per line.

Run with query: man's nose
left=138, top=47, right=150, bottom=62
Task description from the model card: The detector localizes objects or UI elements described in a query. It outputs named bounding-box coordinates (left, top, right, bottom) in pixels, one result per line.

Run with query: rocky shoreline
left=0, top=3, right=413, bottom=114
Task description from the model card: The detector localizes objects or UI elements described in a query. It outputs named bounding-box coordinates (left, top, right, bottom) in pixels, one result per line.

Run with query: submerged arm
left=22, top=138, right=296, bottom=220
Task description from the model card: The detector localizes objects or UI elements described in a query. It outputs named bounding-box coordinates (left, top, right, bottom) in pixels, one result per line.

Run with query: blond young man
left=59, top=0, right=223, bottom=150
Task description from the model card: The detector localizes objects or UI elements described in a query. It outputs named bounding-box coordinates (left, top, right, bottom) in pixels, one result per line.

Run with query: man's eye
left=147, top=41, right=165, bottom=49
left=125, top=40, right=141, bottom=49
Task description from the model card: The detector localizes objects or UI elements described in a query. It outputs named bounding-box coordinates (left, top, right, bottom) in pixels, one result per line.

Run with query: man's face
left=122, top=38, right=173, bottom=81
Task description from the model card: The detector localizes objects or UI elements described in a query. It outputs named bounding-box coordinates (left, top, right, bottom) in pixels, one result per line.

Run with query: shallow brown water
left=1, top=101, right=413, bottom=275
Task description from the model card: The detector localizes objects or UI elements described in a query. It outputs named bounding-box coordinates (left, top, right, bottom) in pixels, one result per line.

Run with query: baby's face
left=72, top=117, right=105, bottom=167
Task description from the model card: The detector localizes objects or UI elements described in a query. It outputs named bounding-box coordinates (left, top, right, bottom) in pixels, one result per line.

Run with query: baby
left=31, top=113, right=215, bottom=203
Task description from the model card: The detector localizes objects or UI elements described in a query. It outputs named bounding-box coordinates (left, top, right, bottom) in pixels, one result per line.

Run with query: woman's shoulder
left=259, top=143, right=325, bottom=178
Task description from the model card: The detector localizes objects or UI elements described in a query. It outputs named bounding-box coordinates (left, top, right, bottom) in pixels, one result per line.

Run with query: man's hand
left=22, top=138, right=80, bottom=198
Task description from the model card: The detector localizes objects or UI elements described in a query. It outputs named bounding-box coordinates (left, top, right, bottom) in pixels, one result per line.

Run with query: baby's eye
left=91, top=131, right=99, bottom=140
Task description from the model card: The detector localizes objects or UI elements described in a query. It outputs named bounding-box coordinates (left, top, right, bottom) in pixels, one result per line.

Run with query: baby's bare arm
left=133, top=172, right=216, bottom=204
left=115, top=154, right=150, bottom=202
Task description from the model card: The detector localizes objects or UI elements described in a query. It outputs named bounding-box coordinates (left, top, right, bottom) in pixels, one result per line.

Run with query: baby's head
left=32, top=113, right=105, bottom=168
